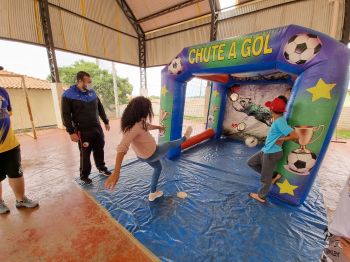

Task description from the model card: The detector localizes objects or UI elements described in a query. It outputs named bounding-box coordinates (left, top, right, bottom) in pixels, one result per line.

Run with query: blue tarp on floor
left=80, top=138, right=327, bottom=262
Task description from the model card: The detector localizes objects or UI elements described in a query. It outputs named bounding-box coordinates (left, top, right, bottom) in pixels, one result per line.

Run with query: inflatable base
left=78, top=138, right=327, bottom=262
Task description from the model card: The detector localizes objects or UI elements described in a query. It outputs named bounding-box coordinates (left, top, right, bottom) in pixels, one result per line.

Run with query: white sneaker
left=184, top=126, right=193, bottom=140
left=148, top=191, right=164, bottom=201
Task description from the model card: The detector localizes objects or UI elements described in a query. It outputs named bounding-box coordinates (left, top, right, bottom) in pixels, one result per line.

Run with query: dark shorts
left=0, top=146, right=23, bottom=182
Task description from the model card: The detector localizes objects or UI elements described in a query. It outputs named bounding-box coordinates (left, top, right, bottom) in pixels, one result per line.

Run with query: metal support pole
left=38, top=0, right=60, bottom=83
left=209, top=0, right=218, bottom=41
left=116, top=0, right=147, bottom=95
left=111, top=62, right=120, bottom=118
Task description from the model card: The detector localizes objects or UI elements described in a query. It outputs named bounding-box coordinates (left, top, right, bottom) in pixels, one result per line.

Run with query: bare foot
left=184, top=126, right=193, bottom=140
left=272, top=174, right=282, bottom=184
left=249, top=193, right=266, bottom=204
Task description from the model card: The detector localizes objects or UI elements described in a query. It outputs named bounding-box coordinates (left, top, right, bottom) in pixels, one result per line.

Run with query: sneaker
left=148, top=191, right=164, bottom=202
left=81, top=177, right=92, bottom=184
left=0, top=200, right=10, bottom=214
left=184, top=126, right=193, bottom=140
left=99, top=168, right=112, bottom=177
left=15, top=196, right=39, bottom=209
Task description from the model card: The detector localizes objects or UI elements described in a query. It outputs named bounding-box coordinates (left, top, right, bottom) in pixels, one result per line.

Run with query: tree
left=48, top=60, right=133, bottom=107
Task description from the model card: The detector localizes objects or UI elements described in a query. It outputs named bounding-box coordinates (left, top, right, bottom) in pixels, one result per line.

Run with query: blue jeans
left=138, top=137, right=186, bottom=193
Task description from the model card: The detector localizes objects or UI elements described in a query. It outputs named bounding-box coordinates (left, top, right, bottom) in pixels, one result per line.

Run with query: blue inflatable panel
left=79, top=138, right=327, bottom=262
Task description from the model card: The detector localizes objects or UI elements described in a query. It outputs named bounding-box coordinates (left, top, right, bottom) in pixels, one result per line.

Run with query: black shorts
left=0, top=146, right=23, bottom=182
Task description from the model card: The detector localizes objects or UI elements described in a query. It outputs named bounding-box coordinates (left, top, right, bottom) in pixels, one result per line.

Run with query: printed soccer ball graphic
left=285, top=150, right=317, bottom=175
left=283, top=34, right=322, bottom=65
left=208, top=115, right=215, bottom=127
left=245, top=136, right=258, bottom=148
left=168, top=57, right=183, bottom=75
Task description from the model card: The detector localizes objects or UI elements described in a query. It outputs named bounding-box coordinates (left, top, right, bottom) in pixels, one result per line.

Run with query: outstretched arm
left=105, top=152, right=125, bottom=191
left=105, top=127, right=139, bottom=190
left=147, top=123, right=164, bottom=131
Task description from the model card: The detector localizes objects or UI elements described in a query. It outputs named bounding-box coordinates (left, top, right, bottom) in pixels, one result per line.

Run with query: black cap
left=0, top=66, right=3, bottom=71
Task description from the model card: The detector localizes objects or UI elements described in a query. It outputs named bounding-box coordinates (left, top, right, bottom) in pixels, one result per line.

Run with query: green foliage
left=48, top=60, right=133, bottom=107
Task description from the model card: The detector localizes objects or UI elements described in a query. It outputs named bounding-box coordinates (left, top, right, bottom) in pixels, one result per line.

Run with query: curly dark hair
left=121, top=96, right=154, bottom=133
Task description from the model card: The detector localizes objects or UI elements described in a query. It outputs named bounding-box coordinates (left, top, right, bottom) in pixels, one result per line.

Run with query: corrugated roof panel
left=84, top=20, right=105, bottom=58
left=146, top=24, right=210, bottom=66
left=253, top=6, right=284, bottom=32
left=48, top=0, right=60, bottom=6
left=60, top=11, right=87, bottom=54
left=217, top=12, right=257, bottom=40
left=49, top=6, right=66, bottom=49
left=0, top=0, right=43, bottom=44
left=146, top=15, right=211, bottom=39
left=279, top=1, right=314, bottom=27
left=217, top=0, right=344, bottom=40
left=83, top=0, right=137, bottom=37
left=310, top=0, right=337, bottom=37
left=118, top=33, right=139, bottom=65
left=126, top=0, right=187, bottom=19
left=0, top=0, right=11, bottom=38
left=103, top=28, right=139, bottom=65
left=48, top=0, right=137, bottom=37
left=141, top=1, right=211, bottom=32
left=103, top=27, right=121, bottom=62
left=51, top=0, right=81, bottom=14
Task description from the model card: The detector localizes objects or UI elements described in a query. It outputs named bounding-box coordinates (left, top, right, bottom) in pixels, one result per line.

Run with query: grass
left=183, top=115, right=206, bottom=122
left=334, top=129, right=350, bottom=139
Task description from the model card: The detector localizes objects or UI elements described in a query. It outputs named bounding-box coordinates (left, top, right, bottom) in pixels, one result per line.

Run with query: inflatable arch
left=159, top=25, right=350, bottom=206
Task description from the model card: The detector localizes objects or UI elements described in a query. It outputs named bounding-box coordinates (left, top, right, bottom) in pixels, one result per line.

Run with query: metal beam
left=138, top=0, right=205, bottom=23
left=209, top=0, right=218, bottom=41
left=341, top=0, right=350, bottom=44
left=116, top=0, right=147, bottom=94
left=38, top=0, right=60, bottom=83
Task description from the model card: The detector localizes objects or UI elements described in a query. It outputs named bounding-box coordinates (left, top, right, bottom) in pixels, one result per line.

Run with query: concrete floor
left=0, top=119, right=349, bottom=261
left=0, top=120, right=159, bottom=262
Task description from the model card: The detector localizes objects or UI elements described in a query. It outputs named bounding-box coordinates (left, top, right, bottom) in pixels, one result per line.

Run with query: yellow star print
left=276, top=179, right=298, bottom=196
left=212, top=90, right=219, bottom=97
left=161, top=86, right=168, bottom=96
left=306, top=78, right=336, bottom=102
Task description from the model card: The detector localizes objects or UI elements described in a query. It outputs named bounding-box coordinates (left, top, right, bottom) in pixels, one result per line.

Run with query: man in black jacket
left=61, top=71, right=111, bottom=184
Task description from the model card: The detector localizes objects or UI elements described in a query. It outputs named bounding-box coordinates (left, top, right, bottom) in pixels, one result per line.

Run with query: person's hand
left=341, top=238, right=350, bottom=261
left=70, top=133, right=79, bottom=143
left=159, top=126, right=165, bottom=132
left=276, top=138, right=284, bottom=146
left=105, top=172, right=120, bottom=191
left=105, top=124, right=110, bottom=131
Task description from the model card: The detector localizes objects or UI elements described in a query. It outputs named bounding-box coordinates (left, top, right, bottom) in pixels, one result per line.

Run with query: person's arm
left=276, top=118, right=298, bottom=145
left=61, top=96, right=79, bottom=142
left=105, top=152, right=125, bottom=191
left=5, top=90, right=13, bottom=116
left=147, top=123, right=164, bottom=131
left=97, top=97, right=110, bottom=131
left=341, top=238, right=350, bottom=261
left=277, top=130, right=298, bottom=142
left=105, top=126, right=139, bottom=190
